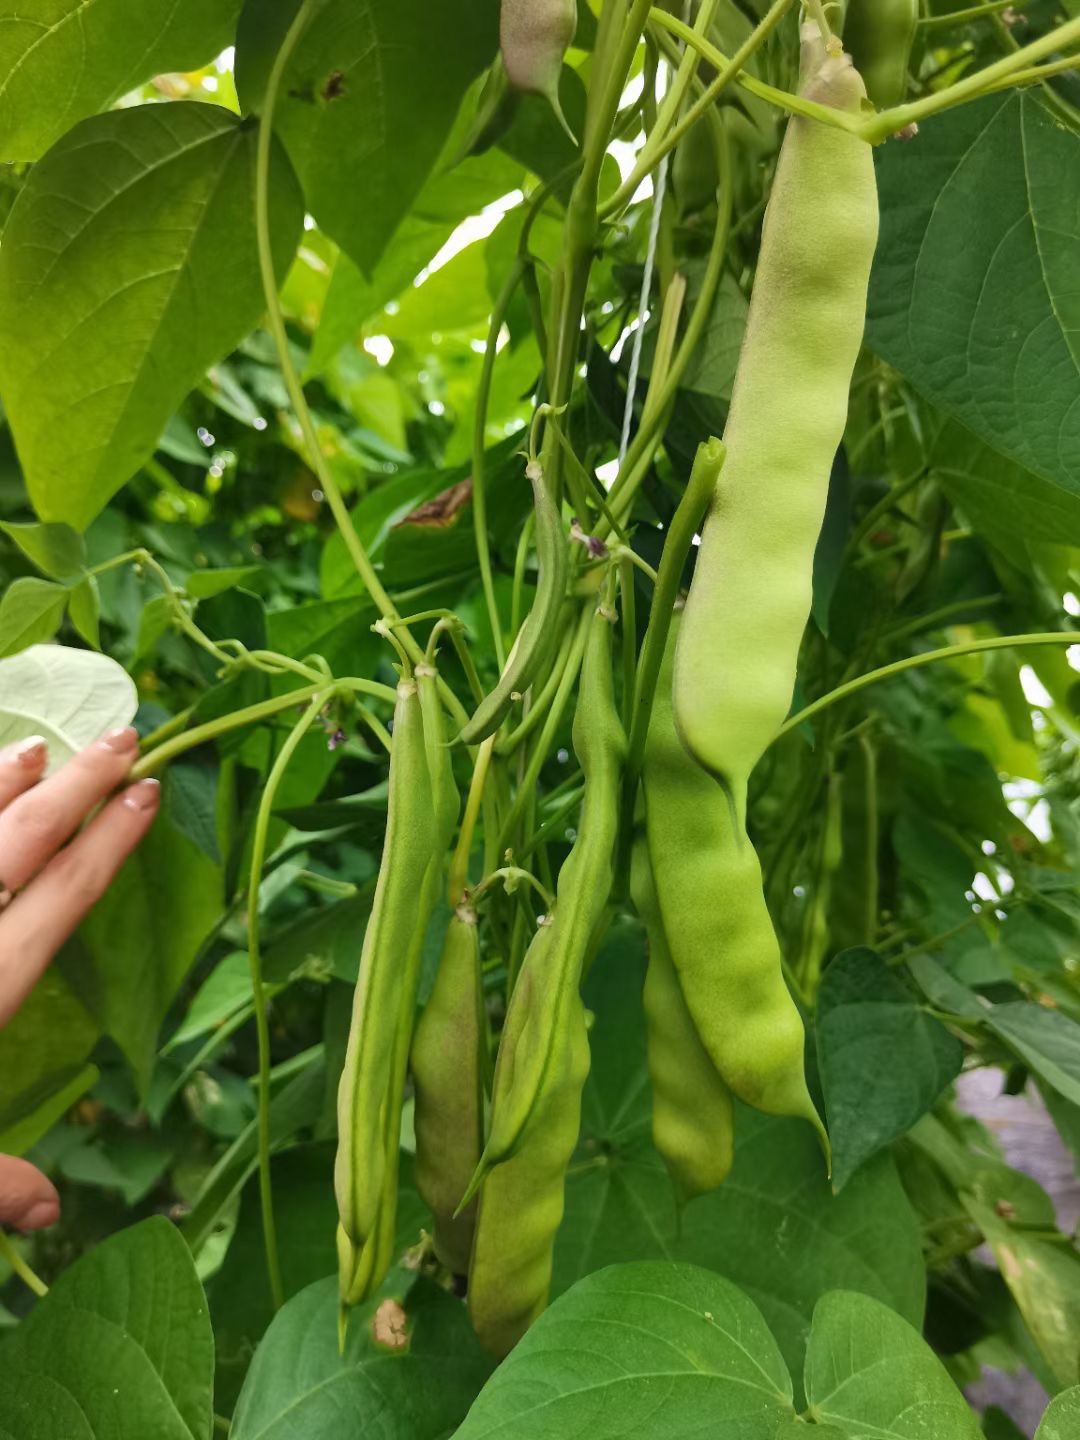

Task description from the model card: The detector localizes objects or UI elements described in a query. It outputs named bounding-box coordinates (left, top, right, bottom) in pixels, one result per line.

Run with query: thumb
left=0, top=1155, right=59, bottom=1231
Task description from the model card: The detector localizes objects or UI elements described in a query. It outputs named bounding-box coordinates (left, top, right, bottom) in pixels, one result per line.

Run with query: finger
left=0, top=779, right=160, bottom=1027
left=0, top=1155, right=59, bottom=1231
left=0, top=727, right=140, bottom=892
left=0, top=735, right=47, bottom=813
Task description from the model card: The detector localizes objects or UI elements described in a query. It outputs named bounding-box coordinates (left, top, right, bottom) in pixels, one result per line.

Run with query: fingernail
left=19, top=1198, right=59, bottom=1232
left=100, top=726, right=138, bottom=754
left=122, top=779, right=160, bottom=812
left=4, top=735, right=46, bottom=769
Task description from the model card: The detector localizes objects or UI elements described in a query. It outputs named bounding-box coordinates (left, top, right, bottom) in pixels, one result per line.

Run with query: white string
left=618, top=136, right=671, bottom=466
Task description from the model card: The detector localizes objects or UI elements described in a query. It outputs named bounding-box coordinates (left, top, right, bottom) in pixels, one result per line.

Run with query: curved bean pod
left=411, top=903, right=486, bottom=1275
left=646, top=619, right=826, bottom=1147
left=630, top=829, right=734, bottom=1207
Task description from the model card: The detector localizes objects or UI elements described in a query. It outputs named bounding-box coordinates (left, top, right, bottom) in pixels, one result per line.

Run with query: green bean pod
left=335, top=678, right=435, bottom=1297
left=646, top=620, right=826, bottom=1148
left=630, top=831, right=734, bottom=1207
left=843, top=0, right=917, bottom=110
left=461, top=601, right=623, bottom=1197
left=673, top=27, right=878, bottom=801
left=466, top=981, right=590, bottom=1358
left=411, top=903, right=486, bottom=1275
left=457, top=461, right=568, bottom=746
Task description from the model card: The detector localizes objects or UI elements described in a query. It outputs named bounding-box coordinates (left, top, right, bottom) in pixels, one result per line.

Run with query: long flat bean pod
left=630, top=826, right=734, bottom=1207
left=673, top=26, right=878, bottom=805
left=645, top=620, right=826, bottom=1146
left=463, top=600, right=624, bottom=1195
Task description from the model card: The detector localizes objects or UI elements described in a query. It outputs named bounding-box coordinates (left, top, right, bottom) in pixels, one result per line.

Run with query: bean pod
left=500, top=0, right=577, bottom=109
left=673, top=26, right=878, bottom=801
left=843, top=0, right=917, bottom=110
left=645, top=619, right=826, bottom=1147
left=631, top=828, right=734, bottom=1207
left=411, top=902, right=486, bottom=1275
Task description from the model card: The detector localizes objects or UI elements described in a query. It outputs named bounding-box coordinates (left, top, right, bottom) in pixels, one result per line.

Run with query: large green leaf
left=555, top=926, right=926, bottom=1400
left=0, top=0, right=244, bottom=161
left=987, top=1001, right=1080, bottom=1109
left=0, top=969, right=98, bottom=1141
left=235, top=0, right=498, bottom=277
left=0, top=103, right=303, bottom=531
left=455, top=1262, right=795, bottom=1440
left=867, top=92, right=1080, bottom=497
left=0, top=1218, right=214, bottom=1440
left=0, top=577, right=67, bottom=655
left=229, top=1273, right=490, bottom=1440
left=816, top=948, right=963, bottom=1191
left=804, top=1291, right=981, bottom=1438
left=60, top=816, right=224, bottom=1092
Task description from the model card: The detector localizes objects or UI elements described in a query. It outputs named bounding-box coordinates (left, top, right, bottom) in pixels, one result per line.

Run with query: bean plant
left=1, top=0, right=1080, bottom=1435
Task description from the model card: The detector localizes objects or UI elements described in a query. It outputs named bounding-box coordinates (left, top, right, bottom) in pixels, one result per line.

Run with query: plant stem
left=0, top=1231, right=47, bottom=1298
left=863, top=16, right=1080, bottom=141
left=919, top=0, right=1024, bottom=27
left=247, top=691, right=331, bottom=1313
left=472, top=258, right=526, bottom=669
left=778, top=631, right=1080, bottom=739
left=254, top=0, right=422, bottom=670
left=603, top=0, right=795, bottom=217
left=649, top=9, right=863, bottom=134
left=448, top=736, right=495, bottom=906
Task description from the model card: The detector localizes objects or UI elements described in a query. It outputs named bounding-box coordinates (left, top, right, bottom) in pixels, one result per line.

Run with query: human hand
left=0, top=728, right=159, bottom=1232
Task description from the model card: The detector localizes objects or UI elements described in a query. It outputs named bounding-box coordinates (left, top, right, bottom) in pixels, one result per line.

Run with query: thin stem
left=254, top=0, right=414, bottom=648
left=621, top=437, right=725, bottom=850
left=448, top=736, right=495, bottom=905
left=649, top=10, right=862, bottom=134
left=881, top=594, right=1002, bottom=646
left=983, top=53, right=1080, bottom=93
left=863, top=17, right=1080, bottom=142
left=778, top=632, right=1080, bottom=739
left=471, top=865, right=555, bottom=912
left=247, top=690, right=331, bottom=1313
left=604, top=111, right=733, bottom=534
left=517, top=783, right=585, bottom=862
left=132, top=682, right=325, bottom=777
left=496, top=608, right=591, bottom=854
left=0, top=1231, right=48, bottom=1298
left=138, top=705, right=195, bottom=752
left=472, top=258, right=526, bottom=669
left=919, top=0, right=1024, bottom=28
left=602, top=0, right=795, bottom=218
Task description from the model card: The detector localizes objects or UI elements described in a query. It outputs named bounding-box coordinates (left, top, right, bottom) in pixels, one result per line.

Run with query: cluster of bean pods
left=332, top=7, right=884, bottom=1359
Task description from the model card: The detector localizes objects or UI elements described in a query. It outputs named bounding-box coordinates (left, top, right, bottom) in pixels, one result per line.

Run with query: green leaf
left=0, top=103, right=303, bottom=532
left=868, top=92, right=1080, bottom=498
left=185, top=565, right=265, bottom=599
left=816, top=948, right=964, bottom=1190
left=1037, top=1385, right=1080, bottom=1439
left=0, top=576, right=68, bottom=655
left=965, top=1198, right=1080, bottom=1390
left=163, top=760, right=221, bottom=864
left=211, top=1145, right=430, bottom=1413
left=0, top=643, right=137, bottom=768
left=455, top=1262, right=795, bottom=1439
left=163, top=951, right=252, bottom=1053
left=0, top=0, right=245, bottom=162
left=0, top=1062, right=98, bottom=1157
left=0, top=519, right=85, bottom=577
left=67, top=576, right=102, bottom=649
left=236, top=0, right=498, bottom=277
left=804, top=1290, right=981, bottom=1437
left=308, top=145, right=522, bottom=375
left=556, top=927, right=926, bottom=1400
left=987, top=1002, right=1080, bottom=1108
left=0, top=969, right=98, bottom=1142
left=230, top=1272, right=490, bottom=1440
left=60, top=816, right=224, bottom=1092
left=0, top=1218, right=214, bottom=1440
